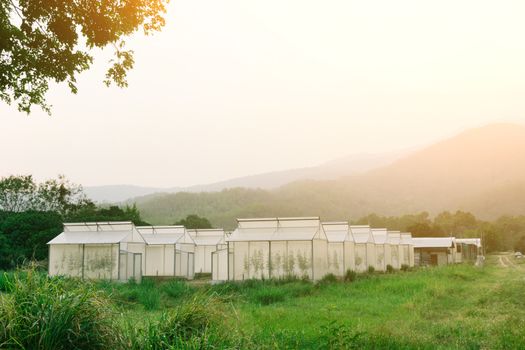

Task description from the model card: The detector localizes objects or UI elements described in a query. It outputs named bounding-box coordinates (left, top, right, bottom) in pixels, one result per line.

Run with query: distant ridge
left=129, top=123, right=525, bottom=228
left=84, top=151, right=405, bottom=203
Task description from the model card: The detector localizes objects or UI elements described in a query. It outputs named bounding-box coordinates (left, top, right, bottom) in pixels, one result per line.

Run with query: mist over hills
left=84, top=151, right=404, bottom=203
left=130, top=123, right=525, bottom=229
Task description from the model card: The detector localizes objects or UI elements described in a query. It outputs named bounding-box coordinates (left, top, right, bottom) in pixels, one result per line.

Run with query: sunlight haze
left=2, top=0, right=525, bottom=187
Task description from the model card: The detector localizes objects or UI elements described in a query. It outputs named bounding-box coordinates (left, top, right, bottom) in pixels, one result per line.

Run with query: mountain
left=84, top=151, right=404, bottom=202
left=131, top=123, right=525, bottom=228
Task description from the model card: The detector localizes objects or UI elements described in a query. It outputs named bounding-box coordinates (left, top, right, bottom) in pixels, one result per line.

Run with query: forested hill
left=133, top=123, right=525, bottom=229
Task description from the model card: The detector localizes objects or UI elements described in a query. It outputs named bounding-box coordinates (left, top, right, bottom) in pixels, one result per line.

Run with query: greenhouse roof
left=371, top=228, right=389, bottom=244
left=188, top=229, right=225, bottom=246
left=322, top=222, right=352, bottom=243
left=400, top=233, right=413, bottom=245
left=136, top=226, right=195, bottom=245
left=228, top=217, right=325, bottom=242
left=48, top=230, right=133, bottom=245
left=350, top=225, right=374, bottom=244
left=387, top=231, right=402, bottom=245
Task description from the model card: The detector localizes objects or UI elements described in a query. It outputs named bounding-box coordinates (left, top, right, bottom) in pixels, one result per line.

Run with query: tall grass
left=0, top=268, right=119, bottom=350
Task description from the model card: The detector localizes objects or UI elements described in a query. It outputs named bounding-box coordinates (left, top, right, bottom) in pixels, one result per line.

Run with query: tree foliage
left=174, top=214, right=212, bottom=229
left=0, top=174, right=91, bottom=214
left=0, top=0, right=168, bottom=113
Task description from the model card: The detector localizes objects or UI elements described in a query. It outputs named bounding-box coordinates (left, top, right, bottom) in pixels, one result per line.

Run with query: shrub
left=401, top=264, right=410, bottom=271
left=368, top=266, right=375, bottom=274
left=344, top=269, right=357, bottom=282
left=0, top=268, right=119, bottom=349
left=386, top=264, right=394, bottom=273
left=318, top=273, right=338, bottom=285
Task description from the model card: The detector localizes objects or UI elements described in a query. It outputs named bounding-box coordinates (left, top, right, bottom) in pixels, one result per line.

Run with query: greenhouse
left=322, top=221, right=355, bottom=276
left=400, top=233, right=415, bottom=267
left=136, top=226, right=196, bottom=279
left=388, top=231, right=402, bottom=269
left=48, top=221, right=145, bottom=282
left=350, top=225, right=376, bottom=272
left=225, top=217, right=329, bottom=281
left=188, top=229, right=227, bottom=274
left=371, top=228, right=390, bottom=271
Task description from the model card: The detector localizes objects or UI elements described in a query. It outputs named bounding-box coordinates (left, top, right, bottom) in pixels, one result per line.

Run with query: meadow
left=1, top=254, right=524, bottom=349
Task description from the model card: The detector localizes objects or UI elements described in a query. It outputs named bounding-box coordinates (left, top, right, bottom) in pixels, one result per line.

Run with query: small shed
left=400, top=233, right=415, bottom=267
left=226, top=217, right=329, bottom=281
left=322, top=221, right=355, bottom=276
left=350, top=225, right=376, bottom=272
left=136, top=226, right=196, bottom=279
left=188, top=229, right=226, bottom=274
left=412, top=237, right=456, bottom=266
left=371, top=228, right=390, bottom=272
left=48, top=221, right=145, bottom=282
left=387, top=231, right=402, bottom=269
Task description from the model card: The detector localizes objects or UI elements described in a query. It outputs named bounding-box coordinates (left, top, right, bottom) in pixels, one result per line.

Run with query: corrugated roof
left=351, top=225, right=374, bottom=244
left=322, top=222, right=351, bottom=243
left=455, top=238, right=482, bottom=248
left=412, top=237, right=455, bottom=248
left=371, top=228, right=389, bottom=244
left=48, top=230, right=131, bottom=244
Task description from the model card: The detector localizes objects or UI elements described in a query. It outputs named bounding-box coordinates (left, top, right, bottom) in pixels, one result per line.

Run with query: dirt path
left=498, top=256, right=508, bottom=267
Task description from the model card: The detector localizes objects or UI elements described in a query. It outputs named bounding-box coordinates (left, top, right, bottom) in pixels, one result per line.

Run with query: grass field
left=2, top=254, right=525, bottom=349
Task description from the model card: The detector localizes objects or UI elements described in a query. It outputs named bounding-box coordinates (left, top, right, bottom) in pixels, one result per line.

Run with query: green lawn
left=2, top=255, right=525, bottom=349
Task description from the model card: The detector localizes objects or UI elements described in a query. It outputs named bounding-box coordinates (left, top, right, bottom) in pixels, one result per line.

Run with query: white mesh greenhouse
left=48, top=221, right=144, bottom=282
left=350, top=225, right=376, bottom=272
left=321, top=222, right=355, bottom=276
left=371, top=228, right=390, bottom=272
left=224, top=217, right=330, bottom=281
left=188, top=229, right=226, bottom=274
left=388, top=231, right=402, bottom=269
left=400, top=233, right=415, bottom=267
left=136, top=226, right=196, bottom=279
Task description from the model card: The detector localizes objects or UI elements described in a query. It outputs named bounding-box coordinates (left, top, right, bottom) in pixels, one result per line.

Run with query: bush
left=401, top=264, right=410, bottom=271
left=318, top=273, right=338, bottom=285
left=368, top=266, right=375, bottom=274
left=0, top=268, right=119, bottom=349
left=386, top=264, right=394, bottom=273
left=344, top=269, right=357, bottom=282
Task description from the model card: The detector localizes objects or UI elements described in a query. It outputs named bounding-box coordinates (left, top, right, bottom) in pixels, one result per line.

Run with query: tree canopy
left=174, top=214, right=212, bottom=229
left=0, top=0, right=168, bottom=113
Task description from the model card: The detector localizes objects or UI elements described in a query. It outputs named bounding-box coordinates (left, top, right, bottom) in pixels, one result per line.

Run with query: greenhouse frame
left=188, top=229, right=227, bottom=274
left=350, top=225, right=376, bottom=272
left=322, top=221, right=355, bottom=276
left=136, top=226, right=196, bottom=279
left=225, top=217, right=330, bottom=281
left=400, top=232, right=415, bottom=267
left=371, top=228, right=390, bottom=271
left=387, top=231, right=402, bottom=269
left=48, top=221, right=145, bottom=282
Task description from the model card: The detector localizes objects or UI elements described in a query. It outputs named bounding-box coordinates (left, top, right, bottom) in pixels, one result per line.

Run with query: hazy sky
left=2, top=0, right=525, bottom=187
